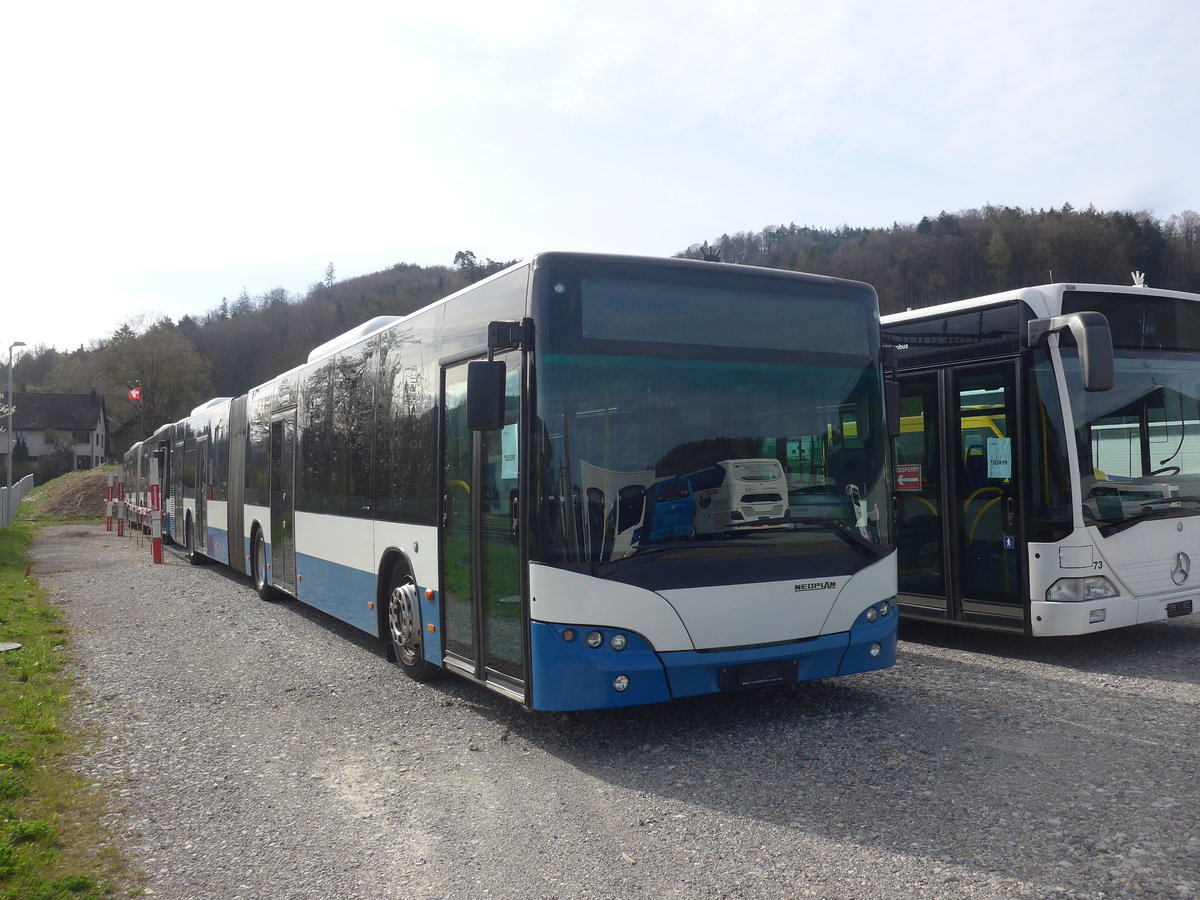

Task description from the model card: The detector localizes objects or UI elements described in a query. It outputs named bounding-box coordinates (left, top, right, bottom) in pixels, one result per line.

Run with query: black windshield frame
left=526, top=255, right=891, bottom=588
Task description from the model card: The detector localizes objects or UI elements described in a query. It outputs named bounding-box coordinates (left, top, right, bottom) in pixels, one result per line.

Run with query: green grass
left=0, top=492, right=130, bottom=898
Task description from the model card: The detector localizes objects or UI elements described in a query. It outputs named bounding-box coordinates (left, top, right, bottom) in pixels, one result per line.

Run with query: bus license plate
left=1167, top=599, right=1194, bottom=618
left=719, top=659, right=798, bottom=691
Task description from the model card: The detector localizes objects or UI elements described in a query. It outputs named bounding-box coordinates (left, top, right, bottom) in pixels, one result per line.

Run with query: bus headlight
left=585, top=631, right=604, bottom=648
left=610, top=633, right=628, bottom=651
left=613, top=675, right=630, bottom=692
left=866, top=606, right=878, bottom=623
left=1046, top=576, right=1119, bottom=603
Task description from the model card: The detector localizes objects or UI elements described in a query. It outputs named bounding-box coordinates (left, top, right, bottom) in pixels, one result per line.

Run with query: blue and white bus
left=147, top=252, right=898, bottom=710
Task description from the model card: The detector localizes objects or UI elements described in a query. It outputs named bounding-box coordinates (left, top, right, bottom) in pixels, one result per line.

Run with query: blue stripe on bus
left=205, top=526, right=228, bottom=565
left=294, top=552, right=379, bottom=635
left=529, top=604, right=897, bottom=711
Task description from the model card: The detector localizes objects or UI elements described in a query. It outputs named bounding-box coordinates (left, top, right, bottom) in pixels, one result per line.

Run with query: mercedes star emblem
left=1171, top=551, right=1191, bottom=586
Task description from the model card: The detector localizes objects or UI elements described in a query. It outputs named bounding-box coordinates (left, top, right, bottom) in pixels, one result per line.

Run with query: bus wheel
left=186, top=519, right=205, bottom=566
left=386, top=568, right=439, bottom=682
left=251, top=529, right=278, bottom=601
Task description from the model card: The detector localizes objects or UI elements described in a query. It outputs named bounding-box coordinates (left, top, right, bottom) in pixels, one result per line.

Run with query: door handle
left=1006, top=496, right=1015, bottom=529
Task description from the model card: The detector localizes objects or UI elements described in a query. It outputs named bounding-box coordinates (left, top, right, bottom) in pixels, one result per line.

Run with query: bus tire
left=385, top=566, right=439, bottom=682
left=251, top=528, right=280, bottom=602
left=186, top=518, right=205, bottom=566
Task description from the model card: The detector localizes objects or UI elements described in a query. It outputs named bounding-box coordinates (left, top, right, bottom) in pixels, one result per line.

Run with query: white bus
left=689, top=458, right=789, bottom=536
left=144, top=252, right=898, bottom=710
left=883, top=280, right=1200, bottom=635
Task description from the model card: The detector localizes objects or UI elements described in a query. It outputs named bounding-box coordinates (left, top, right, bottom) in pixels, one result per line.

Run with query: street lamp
left=6, top=341, right=25, bottom=527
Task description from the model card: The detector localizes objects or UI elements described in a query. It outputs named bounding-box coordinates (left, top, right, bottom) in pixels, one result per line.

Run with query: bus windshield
left=1067, top=348, right=1200, bottom=529
left=535, top=351, right=890, bottom=568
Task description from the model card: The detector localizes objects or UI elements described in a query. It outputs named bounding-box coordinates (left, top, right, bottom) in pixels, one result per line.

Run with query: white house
left=1, top=391, right=108, bottom=471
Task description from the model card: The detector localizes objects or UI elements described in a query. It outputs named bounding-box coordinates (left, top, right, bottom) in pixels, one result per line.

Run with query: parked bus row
left=121, top=254, right=1200, bottom=709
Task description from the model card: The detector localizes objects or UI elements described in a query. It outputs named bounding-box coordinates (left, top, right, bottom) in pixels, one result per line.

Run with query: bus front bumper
left=528, top=607, right=897, bottom=711
left=1031, top=593, right=1197, bottom=635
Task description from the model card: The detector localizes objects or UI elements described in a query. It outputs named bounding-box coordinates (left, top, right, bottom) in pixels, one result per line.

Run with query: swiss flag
left=128, top=387, right=142, bottom=401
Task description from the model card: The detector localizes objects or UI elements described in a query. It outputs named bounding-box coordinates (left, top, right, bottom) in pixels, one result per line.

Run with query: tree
left=453, top=250, right=479, bottom=282
left=453, top=251, right=517, bottom=284
left=102, top=321, right=214, bottom=445
left=985, top=230, right=1013, bottom=289
left=1170, top=210, right=1200, bottom=289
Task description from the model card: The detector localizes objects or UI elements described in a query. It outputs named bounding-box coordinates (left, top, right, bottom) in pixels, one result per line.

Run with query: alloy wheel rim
left=389, top=582, right=420, bottom=665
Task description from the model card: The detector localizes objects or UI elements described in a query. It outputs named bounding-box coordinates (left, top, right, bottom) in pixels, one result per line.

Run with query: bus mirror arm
left=1027, top=312, right=1113, bottom=392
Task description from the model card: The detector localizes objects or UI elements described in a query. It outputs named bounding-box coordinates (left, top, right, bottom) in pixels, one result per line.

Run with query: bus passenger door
left=896, top=363, right=1025, bottom=630
left=440, top=354, right=526, bottom=701
left=195, top=436, right=209, bottom=553
left=953, top=365, right=1023, bottom=626
left=269, top=412, right=297, bottom=594
left=894, top=374, right=947, bottom=611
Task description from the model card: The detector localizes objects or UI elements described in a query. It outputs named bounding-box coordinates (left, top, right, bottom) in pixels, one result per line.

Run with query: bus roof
left=884, top=281, right=1200, bottom=323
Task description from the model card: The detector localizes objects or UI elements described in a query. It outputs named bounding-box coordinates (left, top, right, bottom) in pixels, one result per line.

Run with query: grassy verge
left=0, top=490, right=129, bottom=898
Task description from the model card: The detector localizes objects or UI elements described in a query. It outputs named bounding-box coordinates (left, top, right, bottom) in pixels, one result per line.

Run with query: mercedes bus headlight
left=1046, top=576, right=1119, bottom=603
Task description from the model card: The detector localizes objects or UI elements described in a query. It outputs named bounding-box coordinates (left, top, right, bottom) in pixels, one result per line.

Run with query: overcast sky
left=3, top=0, right=1197, bottom=355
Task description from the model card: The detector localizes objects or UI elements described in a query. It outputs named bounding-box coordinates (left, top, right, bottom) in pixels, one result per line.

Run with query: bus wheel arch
left=380, top=554, right=439, bottom=682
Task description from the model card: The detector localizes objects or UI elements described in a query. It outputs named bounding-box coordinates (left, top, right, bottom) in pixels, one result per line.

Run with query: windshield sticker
left=501, top=423, right=519, bottom=479
left=987, top=437, right=1011, bottom=478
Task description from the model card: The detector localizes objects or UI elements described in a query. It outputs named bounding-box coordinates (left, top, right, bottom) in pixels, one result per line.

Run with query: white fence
left=0, top=474, right=34, bottom=527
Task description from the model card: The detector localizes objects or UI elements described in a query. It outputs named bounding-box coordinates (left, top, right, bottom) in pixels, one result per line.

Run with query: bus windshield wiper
left=785, top=516, right=885, bottom=558
left=592, top=537, right=786, bottom=575
left=1098, top=501, right=1200, bottom=537
left=592, top=545, right=692, bottom=576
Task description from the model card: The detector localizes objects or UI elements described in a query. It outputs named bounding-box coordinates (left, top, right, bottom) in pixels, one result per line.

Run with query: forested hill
left=13, top=205, right=1200, bottom=455
left=679, top=205, right=1199, bottom=313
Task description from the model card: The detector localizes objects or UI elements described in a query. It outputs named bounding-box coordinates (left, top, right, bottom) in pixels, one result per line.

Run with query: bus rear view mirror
left=886, top=380, right=901, bottom=437
left=1028, top=312, right=1113, bottom=392
left=467, top=360, right=506, bottom=430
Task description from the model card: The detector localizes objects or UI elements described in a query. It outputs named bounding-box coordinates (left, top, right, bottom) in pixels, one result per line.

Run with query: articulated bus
left=883, top=281, right=1200, bottom=635
left=120, top=420, right=178, bottom=537
left=135, top=252, right=898, bottom=711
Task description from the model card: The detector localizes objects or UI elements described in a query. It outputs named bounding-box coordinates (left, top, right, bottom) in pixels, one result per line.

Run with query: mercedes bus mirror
left=1027, top=312, right=1113, bottom=393
left=467, top=360, right=506, bottom=430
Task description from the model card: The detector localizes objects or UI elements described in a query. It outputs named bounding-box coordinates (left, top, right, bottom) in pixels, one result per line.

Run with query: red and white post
left=116, top=478, right=125, bottom=537
left=150, top=458, right=162, bottom=563
left=105, top=471, right=114, bottom=531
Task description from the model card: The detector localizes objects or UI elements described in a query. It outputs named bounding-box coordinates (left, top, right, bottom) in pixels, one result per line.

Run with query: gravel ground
left=34, top=524, right=1200, bottom=900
